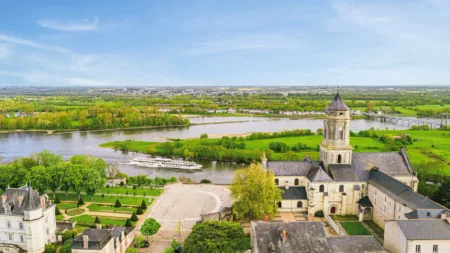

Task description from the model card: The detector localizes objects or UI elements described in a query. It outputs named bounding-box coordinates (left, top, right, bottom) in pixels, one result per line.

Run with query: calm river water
left=0, top=116, right=407, bottom=184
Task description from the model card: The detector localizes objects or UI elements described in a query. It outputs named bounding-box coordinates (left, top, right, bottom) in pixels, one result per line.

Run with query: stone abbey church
left=262, top=92, right=449, bottom=229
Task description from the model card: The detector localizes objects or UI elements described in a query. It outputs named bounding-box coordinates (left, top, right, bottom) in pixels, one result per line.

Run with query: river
left=0, top=116, right=407, bottom=184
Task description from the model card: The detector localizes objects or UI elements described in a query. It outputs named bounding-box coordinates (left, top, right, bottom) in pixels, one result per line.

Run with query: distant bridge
left=364, top=112, right=449, bottom=129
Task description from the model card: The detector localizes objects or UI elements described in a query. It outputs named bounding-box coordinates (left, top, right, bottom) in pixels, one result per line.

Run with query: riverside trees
left=0, top=151, right=107, bottom=199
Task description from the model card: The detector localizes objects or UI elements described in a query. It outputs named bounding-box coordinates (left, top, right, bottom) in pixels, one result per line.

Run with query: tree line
left=0, top=151, right=107, bottom=200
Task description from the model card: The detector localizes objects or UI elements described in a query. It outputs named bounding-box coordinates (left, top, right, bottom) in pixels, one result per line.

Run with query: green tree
left=27, top=166, right=51, bottom=194
left=141, top=199, right=148, bottom=210
left=200, top=133, right=208, bottom=139
left=48, top=165, right=64, bottom=199
left=136, top=206, right=143, bottom=215
left=55, top=207, right=61, bottom=215
left=77, top=197, right=84, bottom=206
left=124, top=218, right=132, bottom=227
left=43, top=244, right=56, bottom=253
left=94, top=216, right=101, bottom=224
left=115, top=199, right=122, bottom=208
left=82, top=167, right=106, bottom=201
left=140, top=218, right=161, bottom=241
left=130, top=212, right=138, bottom=222
left=230, top=163, right=282, bottom=219
left=59, top=239, right=73, bottom=253
left=183, top=221, right=247, bottom=253
left=37, top=150, right=63, bottom=167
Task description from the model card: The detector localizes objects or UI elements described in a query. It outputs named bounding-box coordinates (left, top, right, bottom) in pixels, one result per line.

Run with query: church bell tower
left=320, top=92, right=353, bottom=170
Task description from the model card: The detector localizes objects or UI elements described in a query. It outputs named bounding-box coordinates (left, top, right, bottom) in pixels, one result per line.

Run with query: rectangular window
left=19, top=222, right=23, bottom=229
left=433, top=245, right=438, bottom=253
left=375, top=190, right=377, bottom=195
left=362, top=184, right=365, bottom=189
left=416, top=245, right=421, bottom=253
left=384, top=196, right=387, bottom=201
left=7, top=221, right=11, bottom=228
left=360, top=193, right=364, bottom=198
left=20, top=235, right=24, bottom=242
left=384, top=205, right=386, bottom=212
left=8, top=234, right=12, bottom=241
left=46, top=228, right=49, bottom=235
left=399, top=206, right=401, bottom=212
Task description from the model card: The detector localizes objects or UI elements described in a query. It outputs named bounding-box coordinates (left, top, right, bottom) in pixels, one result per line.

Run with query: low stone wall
left=324, top=213, right=345, bottom=235
left=201, top=207, right=233, bottom=222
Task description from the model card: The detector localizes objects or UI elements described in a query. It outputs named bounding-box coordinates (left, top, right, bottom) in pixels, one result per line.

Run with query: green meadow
left=100, top=129, right=450, bottom=177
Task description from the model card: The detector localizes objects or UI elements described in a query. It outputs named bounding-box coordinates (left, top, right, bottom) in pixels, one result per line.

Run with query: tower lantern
left=320, top=92, right=353, bottom=169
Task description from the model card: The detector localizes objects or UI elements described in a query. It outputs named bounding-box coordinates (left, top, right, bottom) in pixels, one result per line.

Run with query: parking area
left=147, top=183, right=233, bottom=232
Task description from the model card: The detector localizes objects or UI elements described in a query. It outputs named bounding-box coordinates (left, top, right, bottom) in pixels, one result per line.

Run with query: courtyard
left=147, top=183, right=233, bottom=232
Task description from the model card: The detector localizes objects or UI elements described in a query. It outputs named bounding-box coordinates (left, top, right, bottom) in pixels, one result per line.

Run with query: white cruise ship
left=131, top=157, right=202, bottom=170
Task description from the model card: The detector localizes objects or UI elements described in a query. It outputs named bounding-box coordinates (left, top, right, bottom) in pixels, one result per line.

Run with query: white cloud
left=37, top=17, right=100, bottom=31
left=0, top=44, right=10, bottom=59
left=0, top=34, right=71, bottom=54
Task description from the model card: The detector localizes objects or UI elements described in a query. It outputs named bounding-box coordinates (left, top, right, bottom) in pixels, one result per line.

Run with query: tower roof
left=325, top=92, right=350, bottom=112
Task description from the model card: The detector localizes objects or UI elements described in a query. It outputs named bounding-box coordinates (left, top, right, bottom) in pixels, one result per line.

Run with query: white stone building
left=264, top=92, right=448, bottom=232
left=0, top=185, right=56, bottom=253
left=71, top=226, right=135, bottom=253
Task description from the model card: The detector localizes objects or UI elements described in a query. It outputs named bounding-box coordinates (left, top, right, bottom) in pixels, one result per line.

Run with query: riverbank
left=99, top=129, right=450, bottom=177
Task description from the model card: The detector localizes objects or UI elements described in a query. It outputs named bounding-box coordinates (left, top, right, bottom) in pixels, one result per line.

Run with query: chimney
left=281, top=229, right=287, bottom=243
left=96, top=223, right=102, bottom=229
left=264, top=214, right=269, bottom=222
left=83, top=235, right=89, bottom=249
left=40, top=196, right=46, bottom=209
left=1, top=195, right=7, bottom=205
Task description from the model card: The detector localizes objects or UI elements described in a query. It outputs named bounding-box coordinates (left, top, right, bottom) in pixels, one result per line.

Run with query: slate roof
left=252, top=221, right=387, bottom=253
left=329, top=164, right=360, bottom=182
left=326, top=93, right=350, bottom=112
left=397, top=220, right=450, bottom=240
left=251, top=221, right=333, bottom=253
left=267, top=161, right=314, bottom=176
left=369, top=170, right=446, bottom=210
left=357, top=196, right=373, bottom=208
left=327, top=236, right=385, bottom=253
left=0, top=185, right=51, bottom=215
left=352, top=150, right=414, bottom=177
left=404, top=209, right=446, bottom=219
left=72, top=226, right=132, bottom=250
left=306, top=166, right=335, bottom=182
left=279, top=187, right=307, bottom=200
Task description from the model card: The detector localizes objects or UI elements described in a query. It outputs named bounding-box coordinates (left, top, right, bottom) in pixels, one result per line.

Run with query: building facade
left=264, top=92, right=449, bottom=233
left=71, top=226, right=135, bottom=253
left=0, top=185, right=56, bottom=253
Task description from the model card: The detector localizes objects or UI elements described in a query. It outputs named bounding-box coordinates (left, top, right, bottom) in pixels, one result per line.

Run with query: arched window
left=337, top=154, right=342, bottom=164
left=297, top=201, right=303, bottom=208
left=275, top=179, right=279, bottom=185
left=339, top=185, right=344, bottom=192
left=294, top=179, right=299, bottom=186
left=319, top=185, right=325, bottom=192
left=278, top=202, right=282, bottom=208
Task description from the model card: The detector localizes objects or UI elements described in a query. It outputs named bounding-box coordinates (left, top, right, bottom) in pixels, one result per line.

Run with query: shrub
left=135, top=236, right=145, bottom=248
left=115, top=199, right=122, bottom=208
left=268, top=142, right=290, bottom=152
left=200, top=179, right=212, bottom=184
left=124, top=218, right=132, bottom=227
left=44, top=244, right=56, bottom=253
left=101, top=193, right=105, bottom=198
left=136, top=206, right=144, bottom=215
left=94, top=216, right=101, bottom=224
left=200, top=133, right=208, bottom=139
left=141, top=200, right=148, bottom=210
left=130, top=212, right=138, bottom=222
left=314, top=210, right=324, bottom=217
left=54, top=196, right=61, bottom=204
left=55, top=207, right=61, bottom=215
left=77, top=197, right=84, bottom=206
left=291, top=142, right=310, bottom=151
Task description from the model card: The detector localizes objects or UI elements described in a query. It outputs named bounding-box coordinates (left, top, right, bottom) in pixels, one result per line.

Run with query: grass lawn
left=69, top=214, right=133, bottom=227
left=50, top=193, right=151, bottom=206
left=98, top=186, right=162, bottom=197
left=67, top=208, right=85, bottom=216
left=56, top=214, right=64, bottom=221
left=56, top=203, right=78, bottom=210
left=87, top=203, right=137, bottom=214
left=330, top=215, right=359, bottom=221
left=340, top=222, right=372, bottom=235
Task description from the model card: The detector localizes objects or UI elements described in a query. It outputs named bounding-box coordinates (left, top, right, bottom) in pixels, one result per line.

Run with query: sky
left=1, top=0, right=450, bottom=87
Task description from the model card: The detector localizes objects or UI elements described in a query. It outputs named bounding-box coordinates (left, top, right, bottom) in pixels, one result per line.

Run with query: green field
left=340, top=222, right=372, bottom=235
left=50, top=193, right=151, bottom=206
left=87, top=203, right=138, bottom=214
left=68, top=214, right=133, bottom=227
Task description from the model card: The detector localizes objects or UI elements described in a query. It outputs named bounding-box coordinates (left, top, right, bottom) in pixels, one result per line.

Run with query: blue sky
left=1, top=0, right=450, bottom=86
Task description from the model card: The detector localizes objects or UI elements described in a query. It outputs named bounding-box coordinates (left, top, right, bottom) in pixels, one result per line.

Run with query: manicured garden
left=87, top=203, right=137, bottom=214
left=97, top=186, right=163, bottom=196
left=340, top=222, right=372, bottom=236
left=50, top=193, right=151, bottom=205
left=68, top=214, right=133, bottom=227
